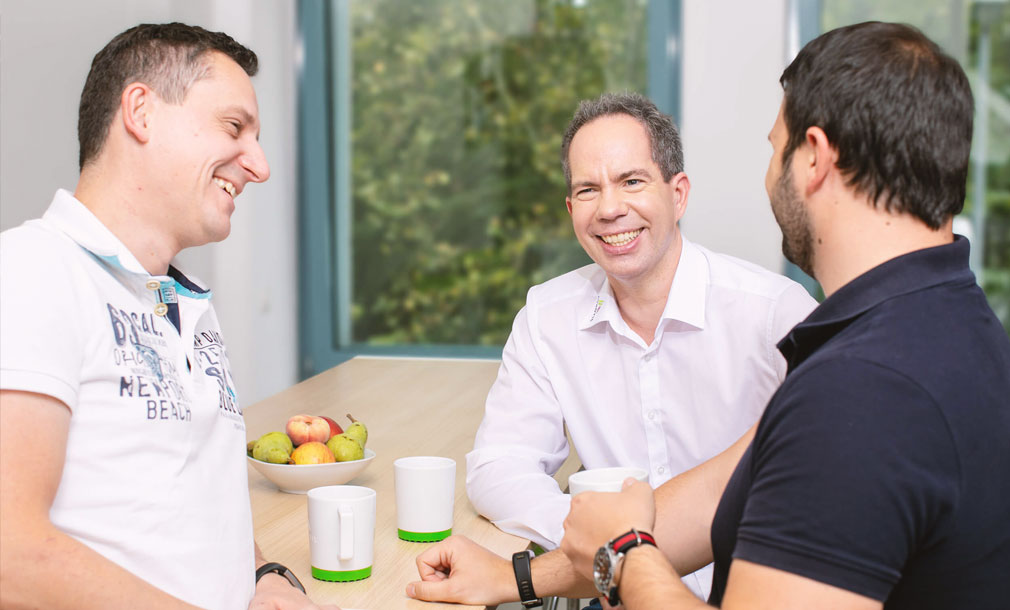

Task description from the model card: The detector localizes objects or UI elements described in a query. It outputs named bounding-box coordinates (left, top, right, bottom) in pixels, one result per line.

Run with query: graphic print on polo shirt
left=193, top=329, right=242, bottom=422
left=108, top=303, right=192, bottom=422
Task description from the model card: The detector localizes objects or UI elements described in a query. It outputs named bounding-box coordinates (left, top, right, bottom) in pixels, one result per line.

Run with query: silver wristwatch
left=593, top=529, right=657, bottom=606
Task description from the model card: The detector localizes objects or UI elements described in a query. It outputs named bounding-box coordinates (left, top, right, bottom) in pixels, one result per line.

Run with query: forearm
left=0, top=521, right=201, bottom=610
left=531, top=549, right=598, bottom=599
left=619, top=545, right=709, bottom=610
left=653, top=423, right=755, bottom=575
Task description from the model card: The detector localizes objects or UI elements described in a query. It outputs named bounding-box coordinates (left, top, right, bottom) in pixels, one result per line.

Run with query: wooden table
left=245, top=357, right=581, bottom=610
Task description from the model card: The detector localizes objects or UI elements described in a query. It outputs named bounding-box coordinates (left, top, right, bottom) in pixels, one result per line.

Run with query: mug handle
left=339, top=505, right=354, bottom=560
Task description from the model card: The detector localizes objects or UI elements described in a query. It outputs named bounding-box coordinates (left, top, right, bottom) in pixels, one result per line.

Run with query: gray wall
left=680, top=0, right=790, bottom=273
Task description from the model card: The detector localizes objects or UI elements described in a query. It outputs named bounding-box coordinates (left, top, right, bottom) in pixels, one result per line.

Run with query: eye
left=225, top=120, right=242, bottom=135
left=626, top=178, right=642, bottom=187
left=575, top=188, right=597, bottom=200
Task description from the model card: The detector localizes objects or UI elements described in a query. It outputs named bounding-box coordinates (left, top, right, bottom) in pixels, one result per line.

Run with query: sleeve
left=0, top=230, right=84, bottom=410
left=766, top=282, right=818, bottom=380
left=733, top=358, right=959, bottom=601
left=465, top=302, right=573, bottom=549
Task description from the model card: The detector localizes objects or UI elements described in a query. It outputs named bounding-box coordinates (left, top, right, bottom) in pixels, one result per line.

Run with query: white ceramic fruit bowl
left=247, top=449, right=376, bottom=494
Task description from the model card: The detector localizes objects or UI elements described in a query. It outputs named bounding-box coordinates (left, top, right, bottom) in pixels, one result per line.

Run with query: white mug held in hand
left=394, top=456, right=455, bottom=542
left=307, top=485, right=375, bottom=581
left=568, top=466, right=649, bottom=495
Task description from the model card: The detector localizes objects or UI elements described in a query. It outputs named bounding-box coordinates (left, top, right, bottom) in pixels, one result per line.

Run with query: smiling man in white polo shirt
left=460, top=92, right=816, bottom=602
left=0, top=23, right=336, bottom=610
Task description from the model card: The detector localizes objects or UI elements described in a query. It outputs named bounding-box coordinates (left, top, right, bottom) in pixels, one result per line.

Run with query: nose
left=596, top=186, right=628, bottom=220
left=240, top=138, right=271, bottom=184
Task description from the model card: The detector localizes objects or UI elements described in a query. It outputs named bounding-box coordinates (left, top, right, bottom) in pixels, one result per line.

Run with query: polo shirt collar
left=42, top=189, right=211, bottom=298
left=778, top=236, right=974, bottom=371
left=578, top=237, right=708, bottom=332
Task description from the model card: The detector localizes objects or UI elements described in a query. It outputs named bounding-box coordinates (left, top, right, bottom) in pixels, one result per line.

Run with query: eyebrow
left=614, top=168, right=652, bottom=182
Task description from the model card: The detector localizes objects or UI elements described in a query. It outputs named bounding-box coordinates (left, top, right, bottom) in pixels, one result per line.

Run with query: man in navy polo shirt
left=558, top=21, right=1010, bottom=610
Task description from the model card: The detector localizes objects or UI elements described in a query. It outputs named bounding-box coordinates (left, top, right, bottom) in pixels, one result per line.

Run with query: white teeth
left=600, top=229, right=642, bottom=246
left=213, top=177, right=237, bottom=198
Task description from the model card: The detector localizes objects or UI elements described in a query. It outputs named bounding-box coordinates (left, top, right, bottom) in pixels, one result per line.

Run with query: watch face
left=593, top=546, right=614, bottom=594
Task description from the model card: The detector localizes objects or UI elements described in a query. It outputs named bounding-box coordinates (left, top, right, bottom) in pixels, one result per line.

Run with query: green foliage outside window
left=348, top=0, right=648, bottom=345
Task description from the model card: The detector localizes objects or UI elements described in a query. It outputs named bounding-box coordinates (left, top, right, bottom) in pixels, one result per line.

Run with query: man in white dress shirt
left=462, top=92, right=817, bottom=599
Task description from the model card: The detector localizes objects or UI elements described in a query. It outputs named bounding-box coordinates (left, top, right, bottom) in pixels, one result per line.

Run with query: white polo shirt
left=0, top=190, right=254, bottom=610
left=467, top=237, right=817, bottom=598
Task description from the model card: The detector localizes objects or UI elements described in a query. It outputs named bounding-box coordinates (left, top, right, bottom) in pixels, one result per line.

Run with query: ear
left=801, top=126, right=837, bottom=196
left=669, top=172, right=691, bottom=223
left=120, top=82, right=154, bottom=144
left=565, top=196, right=574, bottom=215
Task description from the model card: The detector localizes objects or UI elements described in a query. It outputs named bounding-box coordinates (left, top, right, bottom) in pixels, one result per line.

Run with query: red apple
left=320, top=415, right=343, bottom=439
left=285, top=414, right=331, bottom=446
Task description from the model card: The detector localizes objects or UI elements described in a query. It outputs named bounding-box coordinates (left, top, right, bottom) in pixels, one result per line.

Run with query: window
left=298, top=0, right=681, bottom=376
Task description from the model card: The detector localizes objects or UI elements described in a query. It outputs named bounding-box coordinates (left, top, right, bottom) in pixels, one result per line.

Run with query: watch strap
left=511, top=550, right=543, bottom=608
left=606, top=529, right=657, bottom=606
left=256, top=562, right=307, bottom=593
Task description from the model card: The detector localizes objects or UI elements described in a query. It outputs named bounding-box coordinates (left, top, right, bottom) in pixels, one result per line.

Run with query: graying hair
left=560, top=92, right=684, bottom=192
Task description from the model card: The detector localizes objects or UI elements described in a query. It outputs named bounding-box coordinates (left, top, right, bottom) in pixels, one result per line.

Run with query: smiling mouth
left=599, top=229, right=642, bottom=247
left=213, top=177, right=237, bottom=198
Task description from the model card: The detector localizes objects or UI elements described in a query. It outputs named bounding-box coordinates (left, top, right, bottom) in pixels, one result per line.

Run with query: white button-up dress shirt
left=466, top=238, right=817, bottom=598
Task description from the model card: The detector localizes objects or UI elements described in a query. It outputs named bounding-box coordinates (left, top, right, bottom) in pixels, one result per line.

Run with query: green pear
left=327, top=433, right=364, bottom=462
left=252, top=431, right=294, bottom=464
left=345, top=413, right=368, bottom=448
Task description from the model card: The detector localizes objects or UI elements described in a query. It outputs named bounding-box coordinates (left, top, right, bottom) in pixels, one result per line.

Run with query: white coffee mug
left=307, top=485, right=375, bottom=581
left=394, top=456, right=455, bottom=542
left=568, top=466, right=649, bottom=495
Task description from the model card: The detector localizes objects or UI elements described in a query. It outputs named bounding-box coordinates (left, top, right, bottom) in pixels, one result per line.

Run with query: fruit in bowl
left=290, top=441, right=335, bottom=464
left=285, top=415, right=331, bottom=446
left=250, top=431, right=294, bottom=464
left=247, top=414, right=373, bottom=493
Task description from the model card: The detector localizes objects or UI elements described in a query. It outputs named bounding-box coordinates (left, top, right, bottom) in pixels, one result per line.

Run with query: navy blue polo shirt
left=709, top=237, right=1010, bottom=608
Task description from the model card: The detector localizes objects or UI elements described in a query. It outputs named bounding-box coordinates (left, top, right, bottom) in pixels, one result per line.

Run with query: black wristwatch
left=511, top=550, right=543, bottom=608
left=256, top=562, right=306, bottom=593
left=593, top=529, right=657, bottom=606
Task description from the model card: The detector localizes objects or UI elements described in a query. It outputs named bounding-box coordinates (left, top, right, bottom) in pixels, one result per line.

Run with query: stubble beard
left=771, top=163, right=815, bottom=277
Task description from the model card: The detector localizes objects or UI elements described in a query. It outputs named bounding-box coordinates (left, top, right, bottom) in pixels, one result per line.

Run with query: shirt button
left=657, top=466, right=666, bottom=475
left=648, top=410, right=657, bottom=420
left=146, top=280, right=161, bottom=290
left=154, top=303, right=169, bottom=316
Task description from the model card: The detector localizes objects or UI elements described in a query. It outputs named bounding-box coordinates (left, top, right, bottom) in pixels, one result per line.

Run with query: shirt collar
left=661, top=237, right=708, bottom=330
left=778, top=236, right=974, bottom=371
left=578, top=237, right=708, bottom=332
left=42, top=189, right=211, bottom=297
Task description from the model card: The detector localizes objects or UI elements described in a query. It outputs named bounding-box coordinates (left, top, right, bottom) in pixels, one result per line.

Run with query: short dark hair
left=560, top=92, right=684, bottom=193
left=780, top=21, right=973, bottom=229
left=78, top=22, right=258, bottom=170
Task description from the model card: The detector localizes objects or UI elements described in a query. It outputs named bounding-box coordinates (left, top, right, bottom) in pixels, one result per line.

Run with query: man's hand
left=560, top=478, right=656, bottom=580
left=406, top=535, right=518, bottom=605
left=247, top=573, right=341, bottom=610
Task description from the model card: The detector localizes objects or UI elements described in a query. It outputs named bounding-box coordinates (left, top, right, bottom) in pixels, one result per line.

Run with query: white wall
left=680, top=0, right=790, bottom=274
left=0, top=0, right=299, bottom=405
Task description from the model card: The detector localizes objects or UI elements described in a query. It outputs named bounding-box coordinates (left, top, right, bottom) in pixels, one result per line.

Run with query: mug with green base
left=394, top=456, right=455, bottom=542
left=307, top=485, right=375, bottom=582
